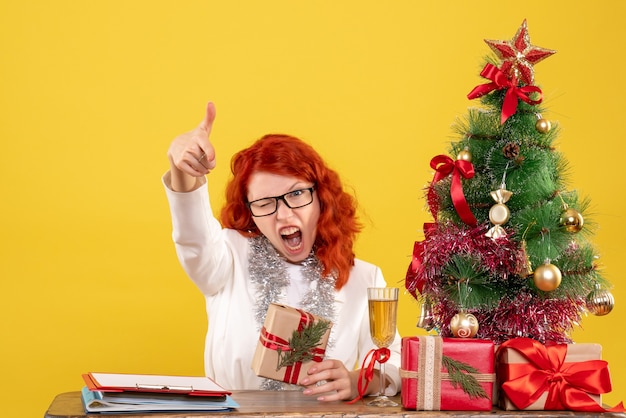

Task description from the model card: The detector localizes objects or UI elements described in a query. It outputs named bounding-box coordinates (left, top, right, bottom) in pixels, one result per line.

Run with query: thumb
left=199, top=101, right=216, bottom=133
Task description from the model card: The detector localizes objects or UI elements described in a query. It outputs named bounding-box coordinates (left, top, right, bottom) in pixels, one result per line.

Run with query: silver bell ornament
left=416, top=297, right=436, bottom=331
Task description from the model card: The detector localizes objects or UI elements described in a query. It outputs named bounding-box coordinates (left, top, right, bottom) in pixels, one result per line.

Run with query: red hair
left=220, top=134, right=362, bottom=290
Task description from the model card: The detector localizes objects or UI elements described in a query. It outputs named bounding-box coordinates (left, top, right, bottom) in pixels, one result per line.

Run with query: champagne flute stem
left=378, top=361, right=386, bottom=397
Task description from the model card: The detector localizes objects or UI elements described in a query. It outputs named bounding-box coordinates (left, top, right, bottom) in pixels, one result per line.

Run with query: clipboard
left=80, top=387, right=240, bottom=413
left=82, top=372, right=231, bottom=398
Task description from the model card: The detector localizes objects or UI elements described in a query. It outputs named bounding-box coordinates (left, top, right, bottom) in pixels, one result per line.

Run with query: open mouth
left=280, top=226, right=303, bottom=251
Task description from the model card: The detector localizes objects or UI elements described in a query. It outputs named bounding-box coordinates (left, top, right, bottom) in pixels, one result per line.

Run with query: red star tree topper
left=484, top=19, right=556, bottom=85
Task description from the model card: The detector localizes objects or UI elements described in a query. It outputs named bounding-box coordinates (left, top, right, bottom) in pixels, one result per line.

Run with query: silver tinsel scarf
left=248, top=236, right=337, bottom=391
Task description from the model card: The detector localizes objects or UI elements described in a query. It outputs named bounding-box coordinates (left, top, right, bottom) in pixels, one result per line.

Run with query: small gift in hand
left=251, top=303, right=332, bottom=386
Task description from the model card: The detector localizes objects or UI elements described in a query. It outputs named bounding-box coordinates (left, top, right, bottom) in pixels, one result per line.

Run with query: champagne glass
left=367, top=287, right=399, bottom=407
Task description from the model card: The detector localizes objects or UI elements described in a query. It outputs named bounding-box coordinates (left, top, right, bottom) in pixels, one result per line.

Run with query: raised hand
left=167, top=102, right=217, bottom=191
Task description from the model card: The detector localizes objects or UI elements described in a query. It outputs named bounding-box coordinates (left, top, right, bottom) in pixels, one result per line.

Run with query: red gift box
left=400, top=336, right=495, bottom=410
left=251, top=303, right=332, bottom=386
left=496, top=338, right=622, bottom=412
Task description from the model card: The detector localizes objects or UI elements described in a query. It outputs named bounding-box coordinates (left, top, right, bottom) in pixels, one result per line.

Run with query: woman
left=163, top=102, right=401, bottom=402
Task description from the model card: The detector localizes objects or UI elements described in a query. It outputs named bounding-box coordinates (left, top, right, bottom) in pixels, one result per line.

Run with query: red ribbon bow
left=259, top=310, right=326, bottom=384
left=405, top=240, right=426, bottom=298
left=347, top=347, right=390, bottom=403
left=405, top=223, right=437, bottom=298
left=498, top=338, right=624, bottom=412
left=427, top=155, right=477, bottom=226
left=467, top=63, right=543, bottom=124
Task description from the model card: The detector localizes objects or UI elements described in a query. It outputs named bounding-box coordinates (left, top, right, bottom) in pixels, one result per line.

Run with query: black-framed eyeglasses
left=247, top=186, right=316, bottom=217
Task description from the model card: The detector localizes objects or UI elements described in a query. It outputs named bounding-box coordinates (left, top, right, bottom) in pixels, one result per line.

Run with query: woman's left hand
left=300, top=360, right=359, bottom=402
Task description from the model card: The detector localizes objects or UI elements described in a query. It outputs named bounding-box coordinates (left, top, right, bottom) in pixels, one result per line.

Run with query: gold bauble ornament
left=559, top=207, right=584, bottom=233
left=533, top=262, right=562, bottom=291
left=416, top=298, right=436, bottom=331
left=457, top=148, right=472, bottom=162
left=586, top=284, right=615, bottom=316
left=450, top=311, right=479, bottom=338
left=535, top=118, right=552, bottom=133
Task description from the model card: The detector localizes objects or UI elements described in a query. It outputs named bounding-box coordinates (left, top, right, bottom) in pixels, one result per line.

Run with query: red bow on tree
left=427, top=155, right=477, bottom=227
left=405, top=223, right=437, bottom=298
left=467, top=63, right=543, bottom=124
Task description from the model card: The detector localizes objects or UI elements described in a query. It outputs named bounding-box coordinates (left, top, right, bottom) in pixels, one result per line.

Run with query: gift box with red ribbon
left=496, top=338, right=624, bottom=412
left=400, top=336, right=495, bottom=410
left=251, top=303, right=332, bottom=386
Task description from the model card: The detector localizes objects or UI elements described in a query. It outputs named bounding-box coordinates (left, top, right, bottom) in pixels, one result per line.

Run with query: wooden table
left=44, top=390, right=625, bottom=418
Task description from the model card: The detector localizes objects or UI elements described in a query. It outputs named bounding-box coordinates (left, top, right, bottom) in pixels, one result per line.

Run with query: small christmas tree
left=405, top=20, right=615, bottom=344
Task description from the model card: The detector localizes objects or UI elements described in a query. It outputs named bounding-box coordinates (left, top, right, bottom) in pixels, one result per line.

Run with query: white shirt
left=163, top=173, right=401, bottom=394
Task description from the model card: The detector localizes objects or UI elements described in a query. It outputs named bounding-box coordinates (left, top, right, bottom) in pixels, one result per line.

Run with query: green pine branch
left=441, top=355, right=489, bottom=400
left=276, top=320, right=331, bottom=370
left=441, top=255, right=501, bottom=309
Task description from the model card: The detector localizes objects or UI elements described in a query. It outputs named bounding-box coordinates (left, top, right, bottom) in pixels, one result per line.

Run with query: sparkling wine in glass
left=367, top=287, right=399, bottom=407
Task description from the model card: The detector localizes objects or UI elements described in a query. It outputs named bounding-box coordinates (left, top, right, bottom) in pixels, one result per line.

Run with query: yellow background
left=1, top=1, right=624, bottom=416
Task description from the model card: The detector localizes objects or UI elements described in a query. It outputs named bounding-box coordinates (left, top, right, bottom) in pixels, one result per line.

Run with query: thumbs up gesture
left=167, top=102, right=217, bottom=191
